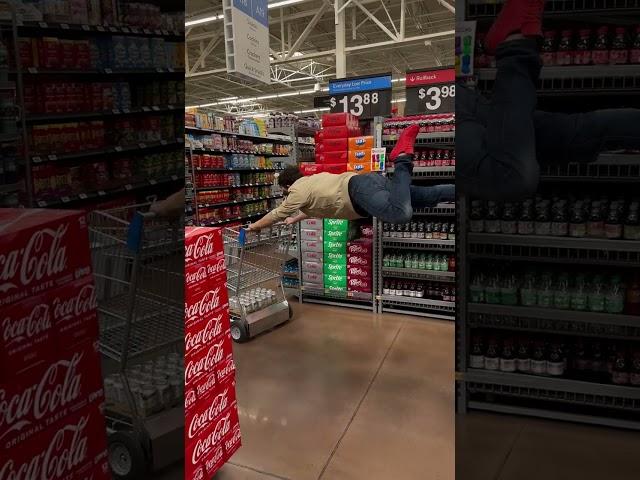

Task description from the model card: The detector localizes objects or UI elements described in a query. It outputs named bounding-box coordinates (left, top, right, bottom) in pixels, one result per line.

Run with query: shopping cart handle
left=238, top=228, right=247, bottom=247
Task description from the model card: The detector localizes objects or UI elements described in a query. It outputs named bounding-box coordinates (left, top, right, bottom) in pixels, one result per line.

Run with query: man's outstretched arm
left=150, top=189, right=185, bottom=217
left=247, top=190, right=305, bottom=231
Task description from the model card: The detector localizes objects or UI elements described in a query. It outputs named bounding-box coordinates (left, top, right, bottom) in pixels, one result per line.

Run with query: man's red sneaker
left=390, top=124, right=420, bottom=161
left=485, top=0, right=546, bottom=54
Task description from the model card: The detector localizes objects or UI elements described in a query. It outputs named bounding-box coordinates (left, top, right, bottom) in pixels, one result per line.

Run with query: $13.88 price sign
left=405, top=67, right=455, bottom=116
left=327, top=74, right=392, bottom=119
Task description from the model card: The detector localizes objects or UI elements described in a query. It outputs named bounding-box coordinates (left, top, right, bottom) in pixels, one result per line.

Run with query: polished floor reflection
left=163, top=301, right=455, bottom=480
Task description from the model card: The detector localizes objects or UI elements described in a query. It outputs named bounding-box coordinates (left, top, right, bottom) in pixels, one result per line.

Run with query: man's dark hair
left=278, top=165, right=304, bottom=188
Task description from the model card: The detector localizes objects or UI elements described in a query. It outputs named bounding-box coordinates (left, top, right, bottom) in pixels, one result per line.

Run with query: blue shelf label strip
left=329, top=75, right=392, bottom=94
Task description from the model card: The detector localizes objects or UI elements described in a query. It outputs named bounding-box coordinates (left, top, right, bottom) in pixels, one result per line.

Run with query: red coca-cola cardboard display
left=185, top=227, right=224, bottom=268
left=185, top=379, right=237, bottom=446
left=300, top=163, right=322, bottom=176
left=185, top=331, right=236, bottom=405
left=320, top=125, right=361, bottom=139
left=185, top=283, right=229, bottom=329
left=185, top=309, right=231, bottom=361
left=0, top=340, right=105, bottom=450
left=0, top=399, right=109, bottom=479
left=0, top=209, right=92, bottom=308
left=185, top=254, right=226, bottom=296
left=0, top=275, right=99, bottom=378
left=321, top=112, right=359, bottom=128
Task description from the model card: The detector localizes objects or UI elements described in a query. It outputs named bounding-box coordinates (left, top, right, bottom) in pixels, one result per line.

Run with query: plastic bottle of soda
left=569, top=200, right=587, bottom=237
left=500, top=337, right=517, bottom=372
left=605, top=275, right=626, bottom=314
left=516, top=336, right=531, bottom=373
left=418, top=253, right=426, bottom=270
left=631, top=25, right=640, bottom=64
left=612, top=349, right=630, bottom=385
left=426, top=254, right=434, bottom=271
left=574, top=29, right=592, bottom=65
left=520, top=269, right=538, bottom=306
left=469, top=332, right=485, bottom=369
left=587, top=200, right=605, bottom=238
left=571, top=274, right=589, bottom=311
left=547, top=340, right=565, bottom=376
left=501, top=202, right=517, bottom=235
left=518, top=198, right=535, bottom=235
left=442, top=149, right=451, bottom=167
left=557, top=30, right=573, bottom=65
left=588, top=275, right=606, bottom=312
left=470, top=272, right=485, bottom=303
left=500, top=274, right=518, bottom=306
left=623, top=201, right=640, bottom=240
left=592, top=26, right=610, bottom=64
left=626, top=274, right=640, bottom=315
left=554, top=273, right=571, bottom=310
left=610, top=27, right=629, bottom=65
left=448, top=255, right=455, bottom=272
left=530, top=339, right=547, bottom=375
left=484, top=335, right=501, bottom=370
left=541, top=30, right=557, bottom=65
left=470, top=200, right=485, bottom=233
left=485, top=201, right=501, bottom=233
left=604, top=200, right=623, bottom=239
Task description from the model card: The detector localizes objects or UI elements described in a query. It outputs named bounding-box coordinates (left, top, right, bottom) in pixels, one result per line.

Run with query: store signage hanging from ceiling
left=224, top=0, right=271, bottom=84
left=404, top=67, right=455, bottom=116
left=325, top=73, right=392, bottom=119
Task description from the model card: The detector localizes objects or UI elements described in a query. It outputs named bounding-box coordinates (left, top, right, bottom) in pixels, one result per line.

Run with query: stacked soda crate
left=323, top=219, right=351, bottom=291
left=300, top=218, right=325, bottom=290
left=347, top=223, right=374, bottom=296
left=301, top=113, right=377, bottom=176
left=0, top=209, right=110, bottom=479
left=185, top=227, right=241, bottom=479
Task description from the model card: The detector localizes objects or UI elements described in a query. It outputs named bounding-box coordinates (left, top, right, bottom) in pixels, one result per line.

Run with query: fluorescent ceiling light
left=391, top=78, right=406, bottom=83
left=298, top=89, right=316, bottom=95
left=391, top=98, right=407, bottom=103
left=185, top=14, right=223, bottom=26
left=278, top=91, right=299, bottom=97
left=295, top=107, right=329, bottom=114
left=185, top=0, right=307, bottom=26
left=256, top=94, right=279, bottom=100
left=218, top=96, right=238, bottom=102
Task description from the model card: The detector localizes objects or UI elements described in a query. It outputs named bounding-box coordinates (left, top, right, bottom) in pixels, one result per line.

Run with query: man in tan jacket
left=247, top=125, right=454, bottom=231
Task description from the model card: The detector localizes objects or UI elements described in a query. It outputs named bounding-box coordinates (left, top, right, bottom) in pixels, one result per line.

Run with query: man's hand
left=246, top=223, right=261, bottom=232
left=284, top=217, right=296, bottom=225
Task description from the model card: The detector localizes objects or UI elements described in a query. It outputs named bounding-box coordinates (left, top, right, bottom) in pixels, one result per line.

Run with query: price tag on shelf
left=156, top=67, right=164, bottom=73
left=143, top=28, right=151, bottom=34
left=104, top=68, right=113, bottom=74
left=28, top=67, right=37, bottom=74
left=142, top=106, right=151, bottom=112
left=162, top=29, right=169, bottom=36
left=109, top=26, right=118, bottom=32
left=405, top=67, right=455, bottom=115
left=79, top=193, right=88, bottom=199
left=327, top=73, right=392, bottom=119
left=121, top=27, right=130, bottom=33
left=167, top=67, right=174, bottom=73
left=81, top=25, right=90, bottom=31
left=61, top=196, right=70, bottom=203
left=152, top=106, right=160, bottom=111
left=60, top=23, right=69, bottom=30
left=131, top=27, right=140, bottom=33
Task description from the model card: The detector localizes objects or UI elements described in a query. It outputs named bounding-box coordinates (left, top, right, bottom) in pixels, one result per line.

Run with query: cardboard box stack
left=0, top=209, right=110, bottom=479
left=300, top=218, right=324, bottom=290
left=347, top=223, right=375, bottom=295
left=323, top=219, right=351, bottom=292
left=185, top=227, right=241, bottom=479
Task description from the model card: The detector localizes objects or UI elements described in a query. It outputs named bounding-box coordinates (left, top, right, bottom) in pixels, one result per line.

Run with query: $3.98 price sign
left=327, top=74, right=392, bottom=119
left=405, top=67, right=455, bottom=116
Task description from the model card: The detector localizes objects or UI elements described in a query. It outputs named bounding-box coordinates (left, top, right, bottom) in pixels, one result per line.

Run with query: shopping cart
left=89, top=204, right=183, bottom=480
left=223, top=223, right=295, bottom=342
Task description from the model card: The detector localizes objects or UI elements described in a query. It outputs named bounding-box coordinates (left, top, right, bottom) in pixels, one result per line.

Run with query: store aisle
left=221, top=302, right=454, bottom=480
left=456, top=412, right=640, bottom=480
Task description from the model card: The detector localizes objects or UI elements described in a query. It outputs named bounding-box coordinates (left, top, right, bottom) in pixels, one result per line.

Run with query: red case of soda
left=300, top=163, right=322, bottom=176
left=185, top=283, right=230, bottom=329
left=185, top=378, right=237, bottom=446
left=185, top=253, right=226, bottom=296
left=0, top=209, right=93, bottom=309
left=322, top=163, right=349, bottom=174
left=316, top=151, right=348, bottom=164
left=347, top=265, right=372, bottom=279
left=347, top=276, right=373, bottom=293
left=321, top=125, right=362, bottom=139
left=320, top=138, right=348, bottom=153
left=347, top=239, right=373, bottom=256
left=321, top=112, right=359, bottom=128
left=347, top=254, right=373, bottom=267
left=185, top=227, right=224, bottom=268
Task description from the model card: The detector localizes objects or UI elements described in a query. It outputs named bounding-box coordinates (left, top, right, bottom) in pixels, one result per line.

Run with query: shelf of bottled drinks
left=457, top=2, right=640, bottom=430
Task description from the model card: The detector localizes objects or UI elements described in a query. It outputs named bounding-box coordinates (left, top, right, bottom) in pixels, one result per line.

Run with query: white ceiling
left=186, top=0, right=455, bottom=116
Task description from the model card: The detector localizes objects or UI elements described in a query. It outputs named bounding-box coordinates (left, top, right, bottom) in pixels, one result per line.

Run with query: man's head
left=277, top=165, right=304, bottom=194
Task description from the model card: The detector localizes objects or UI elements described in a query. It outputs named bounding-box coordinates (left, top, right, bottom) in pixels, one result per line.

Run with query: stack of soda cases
left=300, top=218, right=324, bottom=290
left=0, top=209, right=110, bottom=479
left=300, top=113, right=361, bottom=176
left=347, top=223, right=374, bottom=294
left=185, top=227, right=242, bottom=479
left=323, top=219, right=351, bottom=291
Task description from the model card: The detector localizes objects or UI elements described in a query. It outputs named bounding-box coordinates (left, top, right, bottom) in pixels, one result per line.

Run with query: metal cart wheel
left=230, top=319, right=249, bottom=343
left=108, top=431, right=148, bottom=480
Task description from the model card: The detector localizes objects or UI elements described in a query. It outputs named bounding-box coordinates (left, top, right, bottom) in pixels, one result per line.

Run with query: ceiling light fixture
left=294, top=107, right=330, bottom=114
left=185, top=0, right=308, bottom=27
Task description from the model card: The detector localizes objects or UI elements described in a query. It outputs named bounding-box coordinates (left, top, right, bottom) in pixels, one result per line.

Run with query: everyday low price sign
left=405, top=67, right=455, bottom=115
left=326, top=73, right=392, bottom=119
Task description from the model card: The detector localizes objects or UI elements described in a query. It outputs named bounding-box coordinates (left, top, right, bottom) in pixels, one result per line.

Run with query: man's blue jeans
left=457, top=38, right=640, bottom=200
left=348, top=156, right=455, bottom=224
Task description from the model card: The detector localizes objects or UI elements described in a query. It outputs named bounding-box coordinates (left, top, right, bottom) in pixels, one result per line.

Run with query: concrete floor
left=162, top=301, right=455, bottom=480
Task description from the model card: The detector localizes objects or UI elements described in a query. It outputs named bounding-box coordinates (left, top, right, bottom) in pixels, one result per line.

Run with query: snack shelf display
left=268, top=116, right=320, bottom=164
left=3, top=2, right=186, bottom=208
left=378, top=115, right=456, bottom=319
left=457, top=1, right=640, bottom=430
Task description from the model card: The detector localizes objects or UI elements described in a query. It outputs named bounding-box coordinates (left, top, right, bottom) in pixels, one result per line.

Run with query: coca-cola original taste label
left=0, top=209, right=92, bottom=308
left=0, top=401, right=109, bottom=480
left=185, top=285, right=229, bottom=328
left=185, top=379, right=237, bottom=444
left=185, top=255, right=226, bottom=295
left=185, top=227, right=224, bottom=268
left=0, top=340, right=104, bottom=450
left=185, top=331, right=235, bottom=403
left=1, top=276, right=99, bottom=376
left=185, top=309, right=230, bottom=360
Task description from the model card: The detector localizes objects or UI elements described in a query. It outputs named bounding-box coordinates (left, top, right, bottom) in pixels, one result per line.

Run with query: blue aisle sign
left=228, top=0, right=270, bottom=84
left=326, top=73, right=392, bottom=119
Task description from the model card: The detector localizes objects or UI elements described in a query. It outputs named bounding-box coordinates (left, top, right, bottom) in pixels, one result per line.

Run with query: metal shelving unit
left=457, top=1, right=640, bottom=429
left=269, top=123, right=318, bottom=164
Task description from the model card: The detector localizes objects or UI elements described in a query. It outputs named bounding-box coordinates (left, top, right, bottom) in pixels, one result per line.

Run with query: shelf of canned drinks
left=468, top=303, right=640, bottom=335
left=468, top=240, right=640, bottom=267
left=381, top=294, right=456, bottom=312
left=386, top=166, right=456, bottom=179
left=541, top=158, right=640, bottom=182
left=191, top=148, right=290, bottom=158
left=475, top=65, right=640, bottom=95
left=466, top=0, right=640, bottom=18
left=185, top=126, right=293, bottom=144
left=198, top=194, right=283, bottom=209
left=103, top=352, right=183, bottom=419
left=464, top=370, right=640, bottom=408
left=194, top=166, right=285, bottom=171
left=467, top=303, right=640, bottom=335
left=229, top=288, right=280, bottom=315
left=383, top=237, right=455, bottom=250
left=15, top=20, right=184, bottom=38
left=196, top=182, right=275, bottom=190
left=382, top=266, right=455, bottom=282
left=382, top=131, right=455, bottom=147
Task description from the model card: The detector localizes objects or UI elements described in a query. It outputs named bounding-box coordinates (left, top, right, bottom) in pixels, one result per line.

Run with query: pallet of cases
left=457, top=1, right=640, bottom=430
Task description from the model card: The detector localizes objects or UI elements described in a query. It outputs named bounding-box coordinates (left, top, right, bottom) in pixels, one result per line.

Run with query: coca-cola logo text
left=217, top=360, right=235, bottom=382
left=185, top=390, right=197, bottom=410
left=0, top=353, right=84, bottom=441
left=0, top=225, right=70, bottom=293
left=185, top=288, right=222, bottom=321
left=185, top=340, right=225, bottom=384
left=187, top=389, right=230, bottom=439
left=185, top=258, right=225, bottom=286
left=224, top=427, right=241, bottom=452
left=0, top=414, right=89, bottom=480
left=204, top=446, right=224, bottom=474
left=185, top=234, right=218, bottom=264
left=191, top=413, right=231, bottom=465
left=185, top=315, right=223, bottom=353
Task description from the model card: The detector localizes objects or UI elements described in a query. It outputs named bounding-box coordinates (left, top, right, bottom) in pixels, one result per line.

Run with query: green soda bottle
left=411, top=253, right=419, bottom=270
left=485, top=274, right=501, bottom=304
left=520, top=269, right=538, bottom=306
left=537, top=272, right=554, bottom=308
left=571, top=274, right=588, bottom=311
left=588, top=275, right=605, bottom=312
left=426, top=254, right=433, bottom=270
left=418, top=253, right=426, bottom=270
left=554, top=273, right=571, bottom=310
left=470, top=273, right=485, bottom=303
left=605, top=275, right=625, bottom=313
left=501, top=275, right=519, bottom=306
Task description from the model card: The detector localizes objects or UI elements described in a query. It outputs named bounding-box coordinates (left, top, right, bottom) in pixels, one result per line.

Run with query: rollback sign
left=405, top=67, right=456, bottom=116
